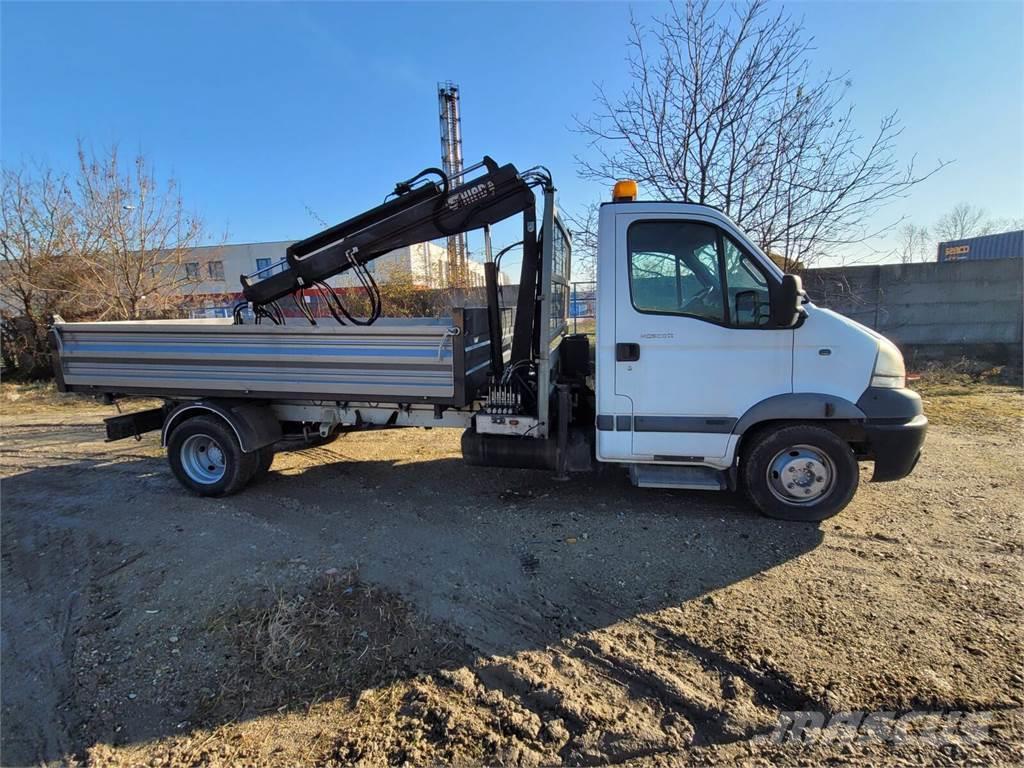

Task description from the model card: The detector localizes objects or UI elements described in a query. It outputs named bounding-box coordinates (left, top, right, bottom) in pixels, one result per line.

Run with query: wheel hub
left=766, top=445, right=835, bottom=505
left=180, top=434, right=227, bottom=485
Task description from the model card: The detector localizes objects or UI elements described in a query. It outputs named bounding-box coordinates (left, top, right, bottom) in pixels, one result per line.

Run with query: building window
left=255, top=257, right=272, bottom=272
left=207, top=260, right=224, bottom=280
left=185, top=262, right=199, bottom=279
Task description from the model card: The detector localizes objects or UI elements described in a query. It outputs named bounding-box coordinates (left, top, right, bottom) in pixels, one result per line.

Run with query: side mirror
left=770, top=273, right=803, bottom=328
left=734, top=290, right=758, bottom=327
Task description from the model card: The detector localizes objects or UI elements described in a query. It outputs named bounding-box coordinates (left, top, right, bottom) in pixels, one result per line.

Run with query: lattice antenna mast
left=438, top=81, right=468, bottom=279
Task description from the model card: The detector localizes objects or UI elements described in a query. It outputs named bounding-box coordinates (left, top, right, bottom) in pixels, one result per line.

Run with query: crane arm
left=239, top=157, right=536, bottom=307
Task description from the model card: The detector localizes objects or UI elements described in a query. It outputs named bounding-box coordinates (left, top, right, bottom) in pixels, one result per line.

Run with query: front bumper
left=857, top=386, right=927, bottom=482
left=864, top=414, right=927, bottom=481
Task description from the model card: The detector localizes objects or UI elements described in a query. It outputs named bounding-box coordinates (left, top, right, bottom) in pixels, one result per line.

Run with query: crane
left=237, top=156, right=554, bottom=379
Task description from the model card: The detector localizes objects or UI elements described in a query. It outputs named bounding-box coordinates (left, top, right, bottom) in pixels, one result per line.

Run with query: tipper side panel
left=52, top=310, right=493, bottom=406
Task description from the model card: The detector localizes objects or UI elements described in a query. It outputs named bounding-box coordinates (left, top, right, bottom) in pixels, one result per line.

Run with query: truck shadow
left=1, top=452, right=824, bottom=763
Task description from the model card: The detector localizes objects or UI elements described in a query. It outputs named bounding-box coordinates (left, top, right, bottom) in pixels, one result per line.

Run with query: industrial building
left=181, top=239, right=503, bottom=316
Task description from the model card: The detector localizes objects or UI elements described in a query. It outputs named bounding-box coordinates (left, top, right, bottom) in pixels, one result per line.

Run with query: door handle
left=616, top=342, right=640, bottom=362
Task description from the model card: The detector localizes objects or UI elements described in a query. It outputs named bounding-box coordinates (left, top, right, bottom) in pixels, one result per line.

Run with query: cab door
left=612, top=213, right=793, bottom=461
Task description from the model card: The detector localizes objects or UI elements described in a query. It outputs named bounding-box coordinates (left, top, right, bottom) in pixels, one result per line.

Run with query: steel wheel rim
left=180, top=433, right=227, bottom=485
left=766, top=444, right=836, bottom=505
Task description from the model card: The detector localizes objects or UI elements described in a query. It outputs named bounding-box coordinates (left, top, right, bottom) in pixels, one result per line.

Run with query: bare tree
left=932, top=202, right=995, bottom=243
left=933, top=202, right=1019, bottom=244
left=993, top=215, right=1024, bottom=233
left=896, top=204, right=1024, bottom=264
left=574, top=0, right=947, bottom=271
left=0, top=167, right=81, bottom=377
left=72, top=143, right=207, bottom=320
left=896, top=222, right=931, bottom=264
left=563, top=201, right=600, bottom=281
left=2, top=145, right=216, bottom=376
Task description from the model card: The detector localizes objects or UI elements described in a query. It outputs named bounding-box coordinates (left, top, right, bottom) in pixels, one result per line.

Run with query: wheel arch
left=161, top=400, right=282, bottom=453
left=734, top=393, right=866, bottom=436
left=733, top=393, right=868, bottom=464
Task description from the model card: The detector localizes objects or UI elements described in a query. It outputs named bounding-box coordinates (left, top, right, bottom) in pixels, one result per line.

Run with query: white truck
left=50, top=159, right=926, bottom=522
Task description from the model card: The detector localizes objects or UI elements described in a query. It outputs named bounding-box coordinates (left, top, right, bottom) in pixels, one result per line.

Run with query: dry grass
left=209, top=570, right=470, bottom=719
left=910, top=359, right=1023, bottom=431
left=1, top=381, right=161, bottom=416
left=1, top=381, right=88, bottom=410
left=910, top=357, right=1021, bottom=394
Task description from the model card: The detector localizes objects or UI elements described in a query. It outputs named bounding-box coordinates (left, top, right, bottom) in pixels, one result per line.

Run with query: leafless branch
left=573, top=0, right=949, bottom=271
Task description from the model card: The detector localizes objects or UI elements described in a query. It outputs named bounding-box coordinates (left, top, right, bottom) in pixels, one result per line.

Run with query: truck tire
left=741, top=424, right=859, bottom=522
left=167, top=415, right=258, bottom=497
left=251, top=446, right=275, bottom=482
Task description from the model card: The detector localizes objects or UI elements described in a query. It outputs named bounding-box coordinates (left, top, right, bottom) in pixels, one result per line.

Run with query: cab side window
left=723, top=237, right=771, bottom=327
left=628, top=221, right=725, bottom=324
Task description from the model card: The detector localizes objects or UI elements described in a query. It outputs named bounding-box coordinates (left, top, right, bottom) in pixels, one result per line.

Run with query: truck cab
left=593, top=187, right=927, bottom=520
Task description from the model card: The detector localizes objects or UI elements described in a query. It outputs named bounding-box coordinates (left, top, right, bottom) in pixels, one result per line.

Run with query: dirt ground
left=1, top=374, right=1022, bottom=766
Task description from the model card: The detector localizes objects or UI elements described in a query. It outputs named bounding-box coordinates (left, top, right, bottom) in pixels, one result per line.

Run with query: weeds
left=1, top=381, right=79, bottom=406
left=211, top=570, right=470, bottom=718
left=0, top=381, right=159, bottom=413
left=910, top=358, right=1021, bottom=395
left=910, top=359, right=1022, bottom=430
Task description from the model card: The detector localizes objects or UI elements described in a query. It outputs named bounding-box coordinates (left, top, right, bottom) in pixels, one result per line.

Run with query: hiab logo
left=447, top=180, right=496, bottom=210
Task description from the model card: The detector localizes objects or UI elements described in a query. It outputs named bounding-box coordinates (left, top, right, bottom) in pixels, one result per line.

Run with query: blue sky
left=3, top=1, right=1022, bottom=268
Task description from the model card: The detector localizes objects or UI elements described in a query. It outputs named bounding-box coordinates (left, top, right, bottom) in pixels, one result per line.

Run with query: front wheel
left=741, top=424, right=859, bottom=522
left=167, top=415, right=257, bottom=497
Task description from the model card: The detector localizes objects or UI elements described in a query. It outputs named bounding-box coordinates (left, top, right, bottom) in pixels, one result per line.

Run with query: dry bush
left=911, top=358, right=1021, bottom=396
left=2, top=144, right=215, bottom=378
left=1, top=167, right=82, bottom=378
left=1, top=380, right=78, bottom=408
left=910, top=358, right=1022, bottom=432
left=326, top=264, right=486, bottom=320
left=211, top=570, right=470, bottom=718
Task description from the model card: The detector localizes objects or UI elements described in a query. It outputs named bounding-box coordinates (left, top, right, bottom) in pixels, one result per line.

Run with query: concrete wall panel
left=804, top=258, right=1022, bottom=362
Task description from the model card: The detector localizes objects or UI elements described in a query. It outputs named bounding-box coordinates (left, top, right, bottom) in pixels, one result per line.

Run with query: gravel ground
left=1, top=382, right=1022, bottom=766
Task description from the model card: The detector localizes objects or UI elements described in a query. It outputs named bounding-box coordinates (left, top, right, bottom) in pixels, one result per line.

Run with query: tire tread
left=741, top=423, right=858, bottom=522
left=167, top=415, right=257, bottom=497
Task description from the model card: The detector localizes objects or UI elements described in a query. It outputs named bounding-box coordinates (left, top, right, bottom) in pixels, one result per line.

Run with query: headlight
left=871, top=337, right=906, bottom=388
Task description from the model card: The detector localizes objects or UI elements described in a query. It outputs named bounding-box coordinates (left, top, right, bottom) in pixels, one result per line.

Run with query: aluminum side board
left=52, top=309, right=492, bottom=406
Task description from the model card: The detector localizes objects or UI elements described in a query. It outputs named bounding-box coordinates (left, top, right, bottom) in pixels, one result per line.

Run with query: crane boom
left=239, top=157, right=534, bottom=307
left=238, top=156, right=553, bottom=383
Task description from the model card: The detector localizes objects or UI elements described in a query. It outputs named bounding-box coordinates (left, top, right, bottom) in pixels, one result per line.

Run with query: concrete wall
left=803, top=258, right=1023, bottom=363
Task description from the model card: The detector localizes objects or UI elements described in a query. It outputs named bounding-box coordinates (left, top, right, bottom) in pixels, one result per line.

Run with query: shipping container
left=937, top=230, right=1023, bottom=262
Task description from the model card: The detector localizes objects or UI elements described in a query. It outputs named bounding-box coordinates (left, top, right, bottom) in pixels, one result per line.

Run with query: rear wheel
left=742, top=424, right=858, bottom=522
left=251, top=445, right=275, bottom=482
left=167, top=415, right=257, bottom=497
